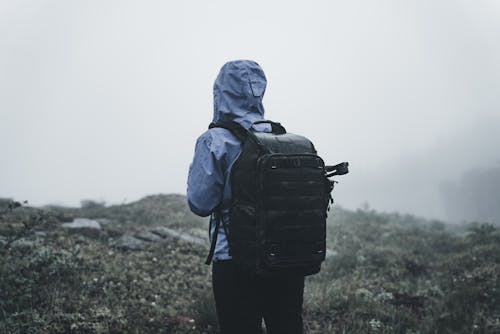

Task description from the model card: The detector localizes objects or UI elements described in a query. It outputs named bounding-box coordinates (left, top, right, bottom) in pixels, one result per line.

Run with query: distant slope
left=47, top=194, right=205, bottom=231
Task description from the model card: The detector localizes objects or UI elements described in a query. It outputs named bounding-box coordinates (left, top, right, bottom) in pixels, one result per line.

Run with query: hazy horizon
left=1, top=1, right=499, bottom=222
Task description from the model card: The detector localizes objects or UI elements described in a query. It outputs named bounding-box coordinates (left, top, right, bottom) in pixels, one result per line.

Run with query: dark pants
left=212, top=260, right=305, bottom=334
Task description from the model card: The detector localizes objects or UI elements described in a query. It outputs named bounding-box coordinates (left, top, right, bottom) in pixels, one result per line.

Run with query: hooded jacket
left=187, top=60, right=270, bottom=261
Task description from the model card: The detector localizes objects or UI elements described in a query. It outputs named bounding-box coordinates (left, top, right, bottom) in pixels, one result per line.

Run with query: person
left=187, top=60, right=305, bottom=334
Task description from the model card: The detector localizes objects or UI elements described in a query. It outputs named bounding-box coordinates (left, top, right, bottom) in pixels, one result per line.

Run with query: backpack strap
left=204, top=120, right=280, bottom=264
left=208, top=121, right=248, bottom=142
left=204, top=122, right=249, bottom=265
left=208, top=121, right=268, bottom=153
left=205, top=206, right=221, bottom=265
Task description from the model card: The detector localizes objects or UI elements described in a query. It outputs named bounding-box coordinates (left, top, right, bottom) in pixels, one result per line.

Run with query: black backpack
left=205, top=120, right=348, bottom=276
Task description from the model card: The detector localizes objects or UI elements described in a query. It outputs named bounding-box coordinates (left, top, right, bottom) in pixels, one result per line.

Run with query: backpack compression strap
left=204, top=206, right=221, bottom=265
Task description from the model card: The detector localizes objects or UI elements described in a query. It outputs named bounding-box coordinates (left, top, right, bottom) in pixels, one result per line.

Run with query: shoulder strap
left=208, top=121, right=248, bottom=142
left=205, top=120, right=277, bottom=264
left=209, top=121, right=268, bottom=153
left=204, top=122, right=247, bottom=265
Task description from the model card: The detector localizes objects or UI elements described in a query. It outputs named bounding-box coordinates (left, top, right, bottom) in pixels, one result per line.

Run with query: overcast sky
left=1, top=0, right=499, bottom=221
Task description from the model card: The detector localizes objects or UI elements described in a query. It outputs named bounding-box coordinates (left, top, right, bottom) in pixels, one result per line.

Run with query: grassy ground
left=306, top=208, right=500, bottom=333
left=1, top=196, right=499, bottom=333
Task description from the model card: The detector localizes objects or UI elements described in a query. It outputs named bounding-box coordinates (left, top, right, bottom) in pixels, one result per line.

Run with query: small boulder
left=55, top=213, right=74, bottom=223
left=111, top=235, right=145, bottom=251
left=326, top=249, right=338, bottom=258
left=135, top=231, right=162, bottom=242
left=96, top=218, right=112, bottom=225
left=150, top=226, right=171, bottom=238
left=188, top=228, right=209, bottom=241
left=62, top=218, right=101, bottom=238
left=151, top=226, right=205, bottom=246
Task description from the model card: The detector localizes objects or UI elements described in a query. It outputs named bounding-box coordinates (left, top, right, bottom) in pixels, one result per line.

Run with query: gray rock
left=326, top=249, right=338, bottom=258
left=62, top=218, right=101, bottom=237
left=96, top=218, right=113, bottom=225
left=151, top=226, right=205, bottom=246
left=111, top=235, right=145, bottom=251
left=188, top=228, right=209, bottom=241
left=150, top=226, right=171, bottom=238
left=54, top=213, right=74, bottom=223
left=0, top=236, right=6, bottom=247
left=62, top=218, right=101, bottom=230
left=135, top=231, right=162, bottom=242
left=63, top=218, right=101, bottom=229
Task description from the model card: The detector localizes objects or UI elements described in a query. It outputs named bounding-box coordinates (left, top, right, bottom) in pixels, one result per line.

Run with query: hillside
left=1, top=195, right=499, bottom=333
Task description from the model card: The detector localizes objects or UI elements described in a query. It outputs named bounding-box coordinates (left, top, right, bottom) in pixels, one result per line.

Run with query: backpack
left=205, top=120, right=348, bottom=276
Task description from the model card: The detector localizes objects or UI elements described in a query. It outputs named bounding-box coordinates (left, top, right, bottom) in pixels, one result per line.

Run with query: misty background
left=1, top=0, right=499, bottom=223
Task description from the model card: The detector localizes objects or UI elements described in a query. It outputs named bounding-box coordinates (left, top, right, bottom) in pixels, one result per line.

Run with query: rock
left=151, top=226, right=205, bottom=246
left=110, top=235, right=145, bottom=251
left=135, top=231, right=162, bottom=242
left=52, top=213, right=73, bottom=223
left=63, top=218, right=101, bottom=229
left=62, top=218, right=101, bottom=238
left=0, top=236, right=6, bottom=247
left=150, top=226, right=172, bottom=238
left=96, top=218, right=112, bottom=225
left=326, top=249, right=338, bottom=258
left=188, top=228, right=209, bottom=241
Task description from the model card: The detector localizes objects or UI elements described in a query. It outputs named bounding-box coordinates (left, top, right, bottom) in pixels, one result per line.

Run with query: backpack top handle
left=253, top=120, right=287, bottom=135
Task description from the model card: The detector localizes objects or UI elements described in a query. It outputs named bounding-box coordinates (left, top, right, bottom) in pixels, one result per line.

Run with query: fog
left=1, top=0, right=499, bottom=222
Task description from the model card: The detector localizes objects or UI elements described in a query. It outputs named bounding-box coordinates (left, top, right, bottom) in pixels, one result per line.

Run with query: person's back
left=187, top=60, right=305, bottom=333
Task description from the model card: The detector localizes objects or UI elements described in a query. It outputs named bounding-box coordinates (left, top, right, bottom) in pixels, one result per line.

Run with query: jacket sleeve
left=187, top=133, right=225, bottom=217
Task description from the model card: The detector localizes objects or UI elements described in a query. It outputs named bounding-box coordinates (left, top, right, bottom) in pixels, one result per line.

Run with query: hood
left=213, top=60, right=267, bottom=129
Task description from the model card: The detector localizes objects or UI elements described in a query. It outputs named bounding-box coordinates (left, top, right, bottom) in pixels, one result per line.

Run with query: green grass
left=304, top=208, right=500, bottom=333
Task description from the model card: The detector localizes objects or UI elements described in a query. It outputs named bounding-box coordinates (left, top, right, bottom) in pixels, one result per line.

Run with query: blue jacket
left=187, top=60, right=270, bottom=261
